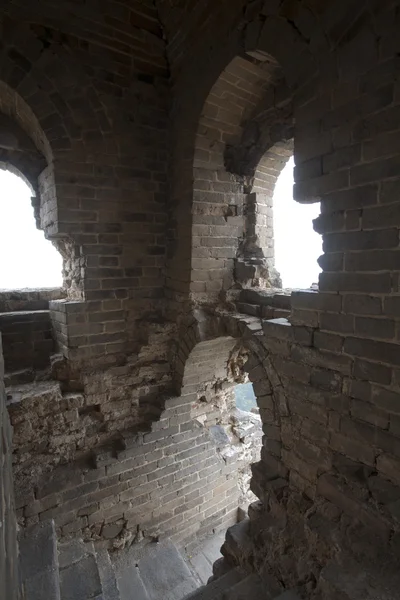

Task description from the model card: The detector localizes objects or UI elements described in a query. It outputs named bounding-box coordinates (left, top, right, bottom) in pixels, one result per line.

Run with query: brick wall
left=10, top=316, right=267, bottom=549
left=162, top=0, right=400, bottom=593
left=0, top=289, right=65, bottom=374
left=0, top=334, right=20, bottom=600
left=13, top=379, right=240, bottom=550
left=0, top=4, right=169, bottom=338
left=0, top=4, right=176, bottom=449
left=0, top=310, right=55, bottom=372
left=3, top=1, right=400, bottom=596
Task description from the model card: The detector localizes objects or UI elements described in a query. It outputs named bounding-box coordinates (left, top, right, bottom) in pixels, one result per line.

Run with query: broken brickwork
left=1, top=1, right=400, bottom=598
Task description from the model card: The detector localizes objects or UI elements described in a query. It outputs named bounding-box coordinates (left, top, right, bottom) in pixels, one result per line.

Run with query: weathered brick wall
left=0, top=3, right=169, bottom=354
left=0, top=0, right=176, bottom=440
left=0, top=310, right=55, bottom=372
left=3, top=2, right=400, bottom=597
left=0, top=289, right=64, bottom=373
left=0, top=289, right=65, bottom=313
left=10, top=315, right=268, bottom=550
left=13, top=376, right=240, bottom=550
left=161, top=0, right=400, bottom=595
left=0, top=334, right=20, bottom=600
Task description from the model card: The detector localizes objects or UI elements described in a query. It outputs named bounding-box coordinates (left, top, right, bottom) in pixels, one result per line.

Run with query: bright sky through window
left=0, top=169, right=63, bottom=290
left=273, top=157, right=322, bottom=289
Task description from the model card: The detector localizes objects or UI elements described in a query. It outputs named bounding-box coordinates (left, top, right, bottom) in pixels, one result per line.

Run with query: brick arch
left=165, top=2, right=321, bottom=304
left=0, top=79, right=77, bottom=295
left=174, top=311, right=289, bottom=512
left=251, top=140, right=294, bottom=196
left=0, top=111, right=46, bottom=195
left=166, top=1, right=386, bottom=306
left=174, top=312, right=281, bottom=419
left=235, top=138, right=294, bottom=289
left=190, top=52, right=294, bottom=302
left=0, top=80, right=52, bottom=164
left=0, top=18, right=111, bottom=158
left=0, top=79, right=56, bottom=227
left=0, top=17, right=112, bottom=297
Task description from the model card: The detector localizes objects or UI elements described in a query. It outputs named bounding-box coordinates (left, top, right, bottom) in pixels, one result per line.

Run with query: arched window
left=0, top=169, right=62, bottom=289
left=273, top=157, right=322, bottom=289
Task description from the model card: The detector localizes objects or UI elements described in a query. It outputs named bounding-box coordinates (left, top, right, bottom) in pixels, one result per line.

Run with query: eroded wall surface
left=1, top=1, right=400, bottom=598
left=0, top=334, right=20, bottom=600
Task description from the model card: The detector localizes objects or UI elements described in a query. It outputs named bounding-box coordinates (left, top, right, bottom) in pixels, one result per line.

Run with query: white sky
left=0, top=169, right=63, bottom=290
left=0, top=161, right=321, bottom=291
left=273, top=157, right=322, bottom=289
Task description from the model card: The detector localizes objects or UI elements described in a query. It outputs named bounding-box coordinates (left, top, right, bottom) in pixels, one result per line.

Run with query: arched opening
left=179, top=332, right=264, bottom=543
left=190, top=48, right=318, bottom=300
left=273, top=157, right=322, bottom=289
left=190, top=53, right=290, bottom=301
left=0, top=81, right=83, bottom=300
left=238, top=139, right=293, bottom=289
left=0, top=169, right=62, bottom=289
left=174, top=314, right=282, bottom=581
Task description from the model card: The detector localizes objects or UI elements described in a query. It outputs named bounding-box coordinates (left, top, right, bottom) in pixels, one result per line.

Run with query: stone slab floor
left=184, top=531, right=226, bottom=585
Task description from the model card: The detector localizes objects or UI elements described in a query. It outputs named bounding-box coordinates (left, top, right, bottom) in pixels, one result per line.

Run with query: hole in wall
left=0, top=169, right=63, bottom=289
left=273, top=157, right=322, bottom=289
left=234, top=381, right=257, bottom=413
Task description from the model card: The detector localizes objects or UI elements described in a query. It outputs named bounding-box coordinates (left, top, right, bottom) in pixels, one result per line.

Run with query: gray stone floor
left=184, top=531, right=226, bottom=585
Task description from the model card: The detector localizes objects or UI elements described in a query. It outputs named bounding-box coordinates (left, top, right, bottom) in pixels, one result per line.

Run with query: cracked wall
left=2, top=2, right=400, bottom=598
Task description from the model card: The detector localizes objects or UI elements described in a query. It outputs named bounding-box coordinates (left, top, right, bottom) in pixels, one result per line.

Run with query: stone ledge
left=262, top=317, right=293, bottom=340
left=0, top=288, right=66, bottom=312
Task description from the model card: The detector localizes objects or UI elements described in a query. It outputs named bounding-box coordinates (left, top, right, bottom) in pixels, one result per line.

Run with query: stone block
left=19, top=520, right=60, bottom=600
left=343, top=294, right=382, bottom=315
left=320, top=313, right=354, bottom=334
left=354, top=317, right=395, bottom=340
left=313, top=331, right=343, bottom=353
left=353, top=359, right=392, bottom=384
left=350, top=399, right=389, bottom=429
left=330, top=433, right=375, bottom=466
left=377, top=453, right=400, bottom=485
left=290, top=309, right=319, bottom=328
left=344, top=337, right=400, bottom=367
left=59, top=555, right=102, bottom=600
left=320, top=272, right=391, bottom=293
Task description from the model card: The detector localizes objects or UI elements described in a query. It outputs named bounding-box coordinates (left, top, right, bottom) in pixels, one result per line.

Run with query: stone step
left=112, top=539, right=199, bottom=600
left=5, top=380, right=62, bottom=409
left=269, top=295, right=292, bottom=310
left=0, top=287, right=65, bottom=312
left=236, top=302, right=260, bottom=317
left=0, top=308, right=51, bottom=323
left=182, top=567, right=244, bottom=600
left=95, top=547, right=120, bottom=600
left=3, top=367, right=35, bottom=387
left=19, top=519, right=61, bottom=600
left=113, top=556, right=149, bottom=600
left=261, top=307, right=291, bottom=320
left=18, top=522, right=304, bottom=600
left=222, top=573, right=275, bottom=600
left=58, top=538, right=103, bottom=600
left=238, top=289, right=291, bottom=310
left=221, top=520, right=252, bottom=564
left=212, top=557, right=234, bottom=579
left=275, top=592, right=302, bottom=600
